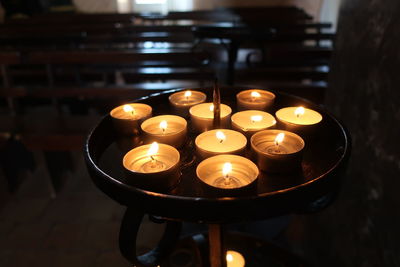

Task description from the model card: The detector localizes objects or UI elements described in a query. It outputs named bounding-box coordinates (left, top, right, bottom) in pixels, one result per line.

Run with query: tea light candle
left=275, top=107, right=323, bottom=137
left=195, top=129, right=247, bottom=159
left=141, top=115, right=187, bottom=148
left=231, top=110, right=276, bottom=138
left=196, top=154, right=259, bottom=190
left=251, top=130, right=305, bottom=173
left=123, top=142, right=181, bottom=191
left=169, top=90, right=207, bottom=117
left=189, top=103, right=232, bottom=133
left=226, top=250, right=245, bottom=267
left=236, top=89, right=275, bottom=111
left=110, top=103, right=152, bottom=135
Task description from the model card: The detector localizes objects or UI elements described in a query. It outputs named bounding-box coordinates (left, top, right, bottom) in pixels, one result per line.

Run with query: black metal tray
left=84, top=86, right=350, bottom=224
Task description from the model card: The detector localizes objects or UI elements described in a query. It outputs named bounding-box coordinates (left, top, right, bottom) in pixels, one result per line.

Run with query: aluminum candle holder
left=110, top=103, right=152, bottom=135
left=123, top=142, right=181, bottom=192
left=251, top=130, right=305, bottom=173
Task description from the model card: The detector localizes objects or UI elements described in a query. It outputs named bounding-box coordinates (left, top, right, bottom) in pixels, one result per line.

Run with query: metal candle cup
left=110, top=103, right=152, bottom=135
left=195, top=129, right=247, bottom=160
left=231, top=110, right=276, bottom=139
left=251, top=130, right=305, bottom=173
left=168, top=90, right=207, bottom=117
left=275, top=107, right=323, bottom=138
left=196, top=154, right=259, bottom=196
left=141, top=115, right=187, bottom=148
left=236, top=89, right=275, bottom=111
left=189, top=102, right=232, bottom=133
left=123, top=142, right=180, bottom=191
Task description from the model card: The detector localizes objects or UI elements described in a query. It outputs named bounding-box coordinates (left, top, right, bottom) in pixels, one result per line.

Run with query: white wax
left=195, top=129, right=247, bottom=158
left=231, top=110, right=276, bottom=132
left=276, top=107, right=322, bottom=125
left=110, top=103, right=152, bottom=120
left=141, top=115, right=187, bottom=147
left=142, top=121, right=184, bottom=135
left=190, top=102, right=232, bottom=119
left=169, top=90, right=207, bottom=107
left=236, top=89, right=275, bottom=110
left=189, top=102, right=232, bottom=133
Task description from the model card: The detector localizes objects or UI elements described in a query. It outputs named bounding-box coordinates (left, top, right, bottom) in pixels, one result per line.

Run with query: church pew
left=4, top=13, right=135, bottom=25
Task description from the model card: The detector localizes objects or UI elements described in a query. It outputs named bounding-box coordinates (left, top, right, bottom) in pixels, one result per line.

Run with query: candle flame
left=184, top=90, right=192, bottom=98
left=251, top=115, right=263, bottom=123
left=275, top=133, right=285, bottom=146
left=295, top=107, right=305, bottom=118
left=251, top=91, right=261, bottom=98
left=226, top=253, right=233, bottom=262
left=209, top=104, right=214, bottom=112
left=147, top=142, right=159, bottom=157
left=123, top=104, right=135, bottom=114
left=216, top=131, right=226, bottom=143
left=222, top=162, right=232, bottom=178
left=159, top=120, right=168, bottom=132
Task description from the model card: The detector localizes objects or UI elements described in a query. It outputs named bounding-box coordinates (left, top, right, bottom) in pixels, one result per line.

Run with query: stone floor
left=0, top=150, right=169, bottom=267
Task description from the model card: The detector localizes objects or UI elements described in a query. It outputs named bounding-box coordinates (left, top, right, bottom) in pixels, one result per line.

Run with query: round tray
left=84, top=86, right=350, bottom=224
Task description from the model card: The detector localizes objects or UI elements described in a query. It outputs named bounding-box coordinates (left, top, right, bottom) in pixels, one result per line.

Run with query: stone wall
left=288, top=0, right=400, bottom=266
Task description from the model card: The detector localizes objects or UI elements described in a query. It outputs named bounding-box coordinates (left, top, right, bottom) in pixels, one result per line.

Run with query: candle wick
left=219, top=139, right=223, bottom=144
left=296, top=114, right=300, bottom=118
left=150, top=155, right=155, bottom=162
left=224, top=175, right=231, bottom=185
left=274, top=143, right=281, bottom=153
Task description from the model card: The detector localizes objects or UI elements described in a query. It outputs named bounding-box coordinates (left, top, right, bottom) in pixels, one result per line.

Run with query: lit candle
left=195, top=129, right=247, bottom=160
left=169, top=90, right=207, bottom=117
left=141, top=115, right=187, bottom=148
left=236, top=89, right=275, bottom=111
left=231, top=110, right=276, bottom=138
left=251, top=129, right=305, bottom=173
left=196, top=154, right=259, bottom=190
left=122, top=142, right=180, bottom=191
left=275, top=106, right=322, bottom=138
left=226, top=250, right=245, bottom=267
left=110, top=103, right=152, bottom=135
left=189, top=102, right=232, bottom=133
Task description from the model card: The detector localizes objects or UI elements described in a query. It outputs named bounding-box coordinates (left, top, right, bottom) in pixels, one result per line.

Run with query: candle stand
left=84, top=86, right=350, bottom=267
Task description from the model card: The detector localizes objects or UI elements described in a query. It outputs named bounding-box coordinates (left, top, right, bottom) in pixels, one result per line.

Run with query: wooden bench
left=5, top=13, right=136, bottom=25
